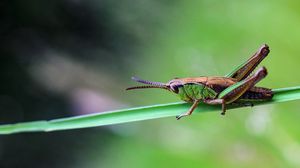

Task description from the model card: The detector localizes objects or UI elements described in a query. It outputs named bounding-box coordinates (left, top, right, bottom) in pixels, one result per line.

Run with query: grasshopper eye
left=170, top=84, right=181, bottom=94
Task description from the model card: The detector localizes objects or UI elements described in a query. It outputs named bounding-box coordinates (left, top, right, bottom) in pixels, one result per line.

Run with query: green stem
left=0, top=86, right=300, bottom=135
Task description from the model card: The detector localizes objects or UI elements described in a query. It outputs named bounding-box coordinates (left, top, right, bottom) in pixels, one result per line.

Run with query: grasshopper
left=127, top=44, right=273, bottom=120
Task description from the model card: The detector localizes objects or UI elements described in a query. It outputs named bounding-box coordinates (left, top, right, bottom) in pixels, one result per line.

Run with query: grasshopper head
left=126, top=77, right=181, bottom=94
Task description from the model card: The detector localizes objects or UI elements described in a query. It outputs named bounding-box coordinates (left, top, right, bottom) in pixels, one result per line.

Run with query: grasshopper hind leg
left=205, top=67, right=268, bottom=115
left=226, top=44, right=269, bottom=81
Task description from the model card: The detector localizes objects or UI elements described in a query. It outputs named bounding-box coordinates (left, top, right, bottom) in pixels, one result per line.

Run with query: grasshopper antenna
left=126, top=76, right=168, bottom=90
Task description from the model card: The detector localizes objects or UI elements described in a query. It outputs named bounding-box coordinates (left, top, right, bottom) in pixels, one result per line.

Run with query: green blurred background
left=1, top=0, right=300, bottom=167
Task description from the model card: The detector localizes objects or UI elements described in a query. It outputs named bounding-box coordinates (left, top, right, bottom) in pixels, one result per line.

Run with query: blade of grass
left=0, top=86, right=300, bottom=134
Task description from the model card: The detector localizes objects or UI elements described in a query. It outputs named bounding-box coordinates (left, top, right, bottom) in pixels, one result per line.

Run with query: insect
left=126, top=44, right=273, bottom=120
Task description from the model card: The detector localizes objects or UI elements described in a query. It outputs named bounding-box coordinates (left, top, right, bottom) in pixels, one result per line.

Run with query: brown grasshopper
left=127, top=44, right=273, bottom=119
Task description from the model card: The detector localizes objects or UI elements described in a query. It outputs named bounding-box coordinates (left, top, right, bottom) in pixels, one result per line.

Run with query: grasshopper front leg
left=176, top=99, right=200, bottom=120
left=205, top=66, right=268, bottom=115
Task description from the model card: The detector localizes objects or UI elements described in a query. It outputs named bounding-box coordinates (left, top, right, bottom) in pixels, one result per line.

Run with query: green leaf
left=0, top=86, right=300, bottom=135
